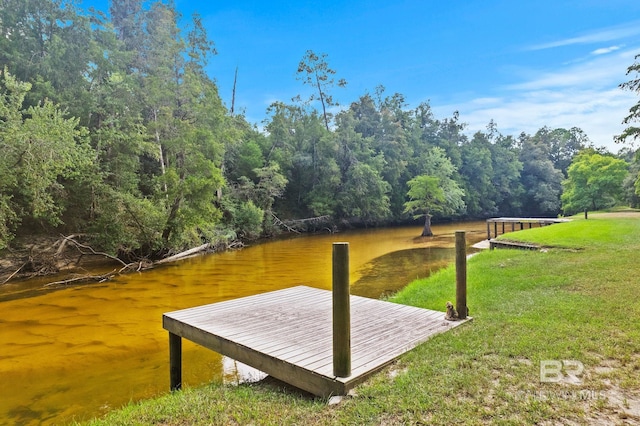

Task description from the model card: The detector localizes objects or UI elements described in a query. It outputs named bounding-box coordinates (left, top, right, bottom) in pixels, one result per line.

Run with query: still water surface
left=0, top=222, right=486, bottom=425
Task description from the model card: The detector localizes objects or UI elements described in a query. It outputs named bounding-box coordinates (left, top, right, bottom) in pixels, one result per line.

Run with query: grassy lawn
left=83, top=214, right=640, bottom=425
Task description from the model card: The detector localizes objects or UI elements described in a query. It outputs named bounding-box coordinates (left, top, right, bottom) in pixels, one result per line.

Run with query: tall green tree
left=349, top=93, right=381, bottom=138
left=337, top=162, right=391, bottom=224
left=618, top=148, right=640, bottom=207
left=404, top=176, right=444, bottom=237
left=295, top=50, right=347, bottom=130
left=561, top=150, right=628, bottom=215
left=531, top=127, right=590, bottom=176
left=373, top=92, right=412, bottom=216
left=264, top=102, right=339, bottom=218
left=490, top=134, right=524, bottom=216
left=433, top=111, right=465, bottom=169
left=89, top=1, right=226, bottom=255
left=223, top=164, right=287, bottom=239
left=616, top=53, right=640, bottom=145
left=333, top=108, right=390, bottom=223
left=518, top=135, right=564, bottom=216
left=460, top=131, right=497, bottom=217
left=0, top=0, right=95, bottom=120
left=109, top=0, right=145, bottom=59
left=404, top=148, right=465, bottom=236
left=0, top=69, right=93, bottom=249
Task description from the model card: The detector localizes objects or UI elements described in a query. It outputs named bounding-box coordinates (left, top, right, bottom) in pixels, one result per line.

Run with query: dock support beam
left=169, top=332, right=182, bottom=391
left=332, top=242, right=351, bottom=378
left=455, top=231, right=467, bottom=320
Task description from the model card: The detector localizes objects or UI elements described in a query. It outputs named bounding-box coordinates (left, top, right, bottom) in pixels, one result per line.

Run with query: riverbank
left=82, top=212, right=640, bottom=425
left=0, top=216, right=457, bottom=286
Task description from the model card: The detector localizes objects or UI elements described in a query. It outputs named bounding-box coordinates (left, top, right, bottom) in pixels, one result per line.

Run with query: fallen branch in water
left=62, top=235, right=128, bottom=267
left=2, top=234, right=234, bottom=285
left=0, top=261, right=28, bottom=285
left=43, top=244, right=214, bottom=286
left=271, top=212, right=300, bottom=233
left=43, top=262, right=146, bottom=287
left=55, top=234, right=85, bottom=257
left=44, top=269, right=119, bottom=287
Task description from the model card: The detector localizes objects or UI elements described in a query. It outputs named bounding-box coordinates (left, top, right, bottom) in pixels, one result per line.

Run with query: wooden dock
left=163, top=285, right=471, bottom=397
left=486, top=217, right=570, bottom=239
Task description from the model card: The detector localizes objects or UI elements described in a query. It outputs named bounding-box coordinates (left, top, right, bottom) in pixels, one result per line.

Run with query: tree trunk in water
left=421, top=214, right=433, bottom=237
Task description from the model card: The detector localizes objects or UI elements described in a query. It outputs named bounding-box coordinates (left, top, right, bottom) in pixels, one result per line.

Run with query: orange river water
left=0, top=221, right=487, bottom=425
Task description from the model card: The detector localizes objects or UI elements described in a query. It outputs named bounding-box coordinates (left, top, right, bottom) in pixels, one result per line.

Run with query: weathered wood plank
left=302, top=308, right=449, bottom=371
left=163, top=285, right=471, bottom=397
left=164, top=313, right=343, bottom=396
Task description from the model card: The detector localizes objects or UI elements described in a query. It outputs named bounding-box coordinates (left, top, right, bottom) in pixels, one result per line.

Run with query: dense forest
left=1, top=0, right=639, bottom=261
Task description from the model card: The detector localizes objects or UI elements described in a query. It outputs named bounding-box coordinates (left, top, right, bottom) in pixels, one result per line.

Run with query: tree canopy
left=0, top=1, right=637, bottom=258
left=561, top=151, right=628, bottom=215
left=617, top=53, right=640, bottom=145
left=404, top=148, right=465, bottom=236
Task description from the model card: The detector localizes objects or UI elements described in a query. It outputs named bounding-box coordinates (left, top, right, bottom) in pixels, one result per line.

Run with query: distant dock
left=486, top=217, right=570, bottom=240
left=163, top=286, right=470, bottom=397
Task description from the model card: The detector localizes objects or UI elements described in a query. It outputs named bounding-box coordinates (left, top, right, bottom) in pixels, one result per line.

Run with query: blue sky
left=82, top=0, right=640, bottom=151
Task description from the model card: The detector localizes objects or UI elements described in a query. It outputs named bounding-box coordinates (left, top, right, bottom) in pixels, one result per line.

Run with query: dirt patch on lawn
left=590, top=211, right=640, bottom=219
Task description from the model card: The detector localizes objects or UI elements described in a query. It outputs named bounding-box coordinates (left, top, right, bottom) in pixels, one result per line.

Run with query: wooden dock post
left=169, top=332, right=182, bottom=391
left=332, top=242, right=351, bottom=378
left=455, top=231, right=467, bottom=320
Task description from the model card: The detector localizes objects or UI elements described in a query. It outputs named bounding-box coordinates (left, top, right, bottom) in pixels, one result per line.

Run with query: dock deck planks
left=163, top=285, right=471, bottom=397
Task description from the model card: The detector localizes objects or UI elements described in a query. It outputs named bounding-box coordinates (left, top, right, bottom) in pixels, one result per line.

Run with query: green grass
left=82, top=215, right=640, bottom=425
left=496, top=214, right=639, bottom=248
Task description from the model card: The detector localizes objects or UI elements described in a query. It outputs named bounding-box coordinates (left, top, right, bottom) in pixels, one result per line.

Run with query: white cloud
left=591, top=45, right=623, bottom=55
left=508, top=50, right=631, bottom=91
left=529, top=21, right=640, bottom=50
left=434, top=48, right=639, bottom=152
left=446, top=89, right=635, bottom=150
